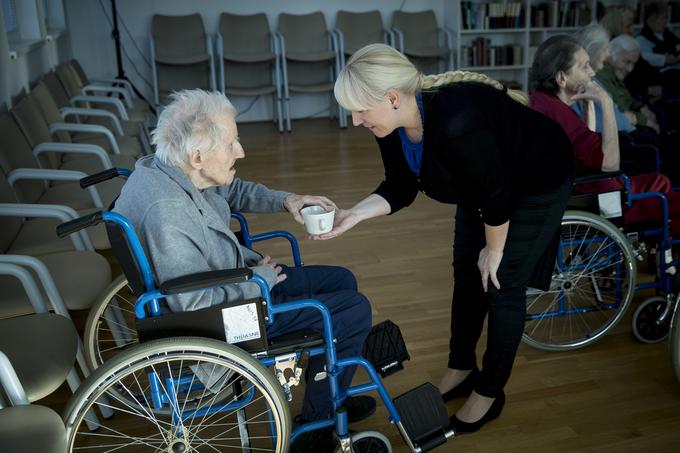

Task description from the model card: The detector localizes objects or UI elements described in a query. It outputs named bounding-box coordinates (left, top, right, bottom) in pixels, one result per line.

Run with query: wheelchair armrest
left=160, top=268, right=254, bottom=295
left=80, top=167, right=132, bottom=188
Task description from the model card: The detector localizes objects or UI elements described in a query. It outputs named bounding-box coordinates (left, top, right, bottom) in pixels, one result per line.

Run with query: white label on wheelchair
left=221, top=303, right=261, bottom=344
left=598, top=191, right=623, bottom=219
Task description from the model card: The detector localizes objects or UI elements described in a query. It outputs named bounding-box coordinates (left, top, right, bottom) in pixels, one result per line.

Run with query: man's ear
left=386, top=89, right=401, bottom=110
left=186, top=149, right=202, bottom=170
left=555, top=71, right=567, bottom=89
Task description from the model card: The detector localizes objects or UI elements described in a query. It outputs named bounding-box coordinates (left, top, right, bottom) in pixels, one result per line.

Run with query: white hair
left=574, top=23, right=611, bottom=68
left=152, top=89, right=236, bottom=166
left=609, top=34, right=641, bottom=59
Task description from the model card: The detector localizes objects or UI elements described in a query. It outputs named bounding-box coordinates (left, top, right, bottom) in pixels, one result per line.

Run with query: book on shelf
left=530, top=1, right=592, bottom=28
left=462, top=38, right=523, bottom=67
left=460, top=1, right=525, bottom=30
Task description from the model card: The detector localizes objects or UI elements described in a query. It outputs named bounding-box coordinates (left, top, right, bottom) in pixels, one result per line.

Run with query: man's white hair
left=609, top=34, right=641, bottom=60
left=152, top=89, right=236, bottom=166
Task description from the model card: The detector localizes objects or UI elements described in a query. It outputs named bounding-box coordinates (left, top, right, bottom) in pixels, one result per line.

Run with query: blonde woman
left=313, top=44, right=574, bottom=433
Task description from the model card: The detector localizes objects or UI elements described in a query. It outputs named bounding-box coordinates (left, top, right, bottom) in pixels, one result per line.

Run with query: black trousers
left=448, top=180, right=571, bottom=397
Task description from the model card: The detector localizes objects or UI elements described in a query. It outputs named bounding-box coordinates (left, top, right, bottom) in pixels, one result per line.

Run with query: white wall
left=64, top=0, right=447, bottom=123
left=0, top=5, right=70, bottom=109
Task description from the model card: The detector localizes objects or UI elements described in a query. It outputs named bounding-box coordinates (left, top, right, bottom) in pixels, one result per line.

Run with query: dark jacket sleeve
left=372, top=133, right=419, bottom=214
left=445, top=130, right=512, bottom=226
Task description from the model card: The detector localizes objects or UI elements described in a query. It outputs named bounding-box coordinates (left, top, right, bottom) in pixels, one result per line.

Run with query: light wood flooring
left=44, top=118, right=680, bottom=452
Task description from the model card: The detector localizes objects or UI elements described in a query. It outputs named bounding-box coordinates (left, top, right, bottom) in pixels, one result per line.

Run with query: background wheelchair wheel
left=669, top=295, right=680, bottom=384
left=84, top=275, right=138, bottom=370
left=63, top=337, right=290, bottom=452
left=523, top=211, right=636, bottom=351
left=632, top=296, right=670, bottom=343
left=336, top=431, right=392, bottom=453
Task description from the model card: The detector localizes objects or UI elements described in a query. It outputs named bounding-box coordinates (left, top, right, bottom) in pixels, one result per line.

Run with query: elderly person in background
left=600, top=6, right=635, bottom=38
left=572, top=23, right=638, bottom=134
left=636, top=1, right=680, bottom=95
left=529, top=35, right=680, bottom=233
left=599, top=35, right=679, bottom=181
left=598, top=35, right=661, bottom=132
left=113, top=89, right=375, bottom=452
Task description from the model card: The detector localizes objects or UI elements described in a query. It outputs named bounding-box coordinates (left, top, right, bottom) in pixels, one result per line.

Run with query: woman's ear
left=555, top=71, right=567, bottom=89
left=386, top=89, right=401, bottom=110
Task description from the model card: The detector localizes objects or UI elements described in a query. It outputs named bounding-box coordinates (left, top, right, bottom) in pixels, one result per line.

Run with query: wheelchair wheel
left=336, top=431, right=392, bottom=453
left=632, top=296, right=670, bottom=343
left=669, top=295, right=680, bottom=384
left=523, top=211, right=636, bottom=351
left=64, top=337, right=290, bottom=452
left=84, top=275, right=138, bottom=369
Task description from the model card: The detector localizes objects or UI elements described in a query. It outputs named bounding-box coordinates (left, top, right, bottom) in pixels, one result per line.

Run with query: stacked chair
left=277, top=12, right=345, bottom=131
left=151, top=13, right=216, bottom=108
left=217, top=13, right=284, bottom=132
left=0, top=313, right=76, bottom=453
left=334, top=10, right=393, bottom=65
left=392, top=10, right=453, bottom=73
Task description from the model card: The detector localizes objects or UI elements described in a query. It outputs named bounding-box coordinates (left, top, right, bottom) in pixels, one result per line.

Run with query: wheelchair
left=54, top=168, right=455, bottom=452
left=523, top=168, right=680, bottom=351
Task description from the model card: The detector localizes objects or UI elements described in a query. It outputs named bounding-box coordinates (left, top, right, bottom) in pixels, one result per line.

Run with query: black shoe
left=289, top=426, right=336, bottom=453
left=440, top=367, right=479, bottom=402
left=344, top=395, right=376, bottom=423
left=449, top=391, right=505, bottom=434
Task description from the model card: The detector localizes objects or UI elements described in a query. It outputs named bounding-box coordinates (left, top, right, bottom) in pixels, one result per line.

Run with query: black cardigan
left=373, top=83, right=574, bottom=226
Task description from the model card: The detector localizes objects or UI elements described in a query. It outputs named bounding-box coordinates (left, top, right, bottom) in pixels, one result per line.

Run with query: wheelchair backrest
left=105, top=220, right=151, bottom=297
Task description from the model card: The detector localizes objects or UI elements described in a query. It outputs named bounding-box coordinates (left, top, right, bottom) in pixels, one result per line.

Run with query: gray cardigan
left=114, top=155, right=291, bottom=312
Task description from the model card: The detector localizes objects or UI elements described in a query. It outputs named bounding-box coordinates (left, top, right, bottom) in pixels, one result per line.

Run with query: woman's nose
left=351, top=112, right=362, bottom=126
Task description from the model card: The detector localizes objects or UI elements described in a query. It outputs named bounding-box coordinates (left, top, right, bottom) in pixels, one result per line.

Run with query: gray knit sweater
left=114, top=154, right=291, bottom=312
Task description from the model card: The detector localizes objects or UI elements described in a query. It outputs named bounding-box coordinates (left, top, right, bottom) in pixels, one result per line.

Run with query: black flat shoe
left=440, top=367, right=479, bottom=402
left=450, top=391, right=505, bottom=434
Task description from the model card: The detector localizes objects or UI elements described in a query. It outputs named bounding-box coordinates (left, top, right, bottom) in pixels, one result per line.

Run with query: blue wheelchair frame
left=525, top=170, right=680, bottom=327
left=97, top=209, right=407, bottom=446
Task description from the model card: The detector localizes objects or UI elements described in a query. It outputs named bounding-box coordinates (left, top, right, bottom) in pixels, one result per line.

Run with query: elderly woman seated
left=113, top=89, right=375, bottom=452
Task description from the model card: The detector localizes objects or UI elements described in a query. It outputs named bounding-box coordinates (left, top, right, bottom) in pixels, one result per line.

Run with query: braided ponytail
left=421, top=71, right=528, bottom=105
left=334, top=43, right=528, bottom=110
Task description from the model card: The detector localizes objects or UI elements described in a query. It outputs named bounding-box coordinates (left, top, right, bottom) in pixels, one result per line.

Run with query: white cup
left=300, top=206, right=335, bottom=235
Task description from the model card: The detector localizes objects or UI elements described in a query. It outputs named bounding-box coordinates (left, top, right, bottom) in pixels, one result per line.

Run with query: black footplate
left=362, top=319, right=410, bottom=377
left=394, top=382, right=453, bottom=452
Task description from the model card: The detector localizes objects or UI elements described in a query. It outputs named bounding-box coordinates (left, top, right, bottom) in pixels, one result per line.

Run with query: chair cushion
left=0, top=251, right=112, bottom=316
left=68, top=134, right=142, bottom=159
left=59, top=154, right=136, bottom=175
left=286, top=50, right=336, bottom=62
left=8, top=218, right=79, bottom=256
left=0, top=405, right=66, bottom=453
left=0, top=313, right=78, bottom=401
left=223, top=51, right=276, bottom=63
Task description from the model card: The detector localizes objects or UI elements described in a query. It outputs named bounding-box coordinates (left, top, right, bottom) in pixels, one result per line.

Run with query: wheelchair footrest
left=394, top=382, right=453, bottom=452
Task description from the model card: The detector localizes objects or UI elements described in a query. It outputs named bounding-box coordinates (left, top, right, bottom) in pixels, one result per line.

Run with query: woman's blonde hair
left=334, top=43, right=527, bottom=111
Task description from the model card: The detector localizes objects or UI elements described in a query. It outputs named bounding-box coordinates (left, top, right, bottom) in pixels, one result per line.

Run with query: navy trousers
left=266, top=265, right=372, bottom=420
left=449, top=180, right=571, bottom=397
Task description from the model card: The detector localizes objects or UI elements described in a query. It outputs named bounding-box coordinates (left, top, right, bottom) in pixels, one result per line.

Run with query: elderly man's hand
left=284, top=194, right=337, bottom=224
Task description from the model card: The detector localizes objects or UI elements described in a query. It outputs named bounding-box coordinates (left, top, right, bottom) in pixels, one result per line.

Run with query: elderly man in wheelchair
left=65, top=89, right=389, bottom=452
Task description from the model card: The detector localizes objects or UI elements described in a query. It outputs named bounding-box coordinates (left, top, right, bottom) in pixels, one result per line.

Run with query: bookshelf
left=452, top=0, right=598, bottom=89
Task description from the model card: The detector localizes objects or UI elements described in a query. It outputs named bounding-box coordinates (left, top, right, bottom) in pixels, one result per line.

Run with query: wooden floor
left=45, top=118, right=680, bottom=452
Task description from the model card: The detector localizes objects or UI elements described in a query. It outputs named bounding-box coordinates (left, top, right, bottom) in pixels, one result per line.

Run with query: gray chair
left=392, top=10, right=453, bottom=73
left=151, top=13, right=216, bottom=108
left=276, top=12, right=345, bottom=131
left=334, top=10, right=392, bottom=64
left=9, top=95, right=136, bottom=180
left=0, top=350, right=67, bottom=453
left=217, top=12, right=283, bottom=132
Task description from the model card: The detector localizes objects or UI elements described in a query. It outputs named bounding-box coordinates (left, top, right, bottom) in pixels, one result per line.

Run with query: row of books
left=530, top=1, right=591, bottom=28
left=460, top=2, right=525, bottom=29
left=461, top=38, right=523, bottom=67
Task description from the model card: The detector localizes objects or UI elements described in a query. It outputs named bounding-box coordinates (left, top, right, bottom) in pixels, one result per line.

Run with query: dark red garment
left=529, top=90, right=680, bottom=235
